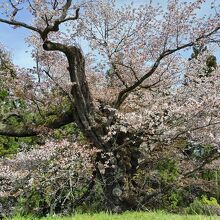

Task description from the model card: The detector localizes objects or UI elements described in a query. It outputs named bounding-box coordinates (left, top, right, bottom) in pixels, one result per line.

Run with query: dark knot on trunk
left=43, top=41, right=51, bottom=50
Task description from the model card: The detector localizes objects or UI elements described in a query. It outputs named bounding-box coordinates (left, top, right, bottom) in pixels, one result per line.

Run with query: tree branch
left=0, top=18, right=41, bottom=33
left=183, top=153, right=220, bottom=178
left=0, top=1, right=79, bottom=41
left=0, top=110, right=74, bottom=137
left=40, top=3, right=79, bottom=41
left=114, top=26, right=220, bottom=108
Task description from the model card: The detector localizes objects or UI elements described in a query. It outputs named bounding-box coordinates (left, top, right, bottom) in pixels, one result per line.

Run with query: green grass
left=8, top=211, right=220, bottom=220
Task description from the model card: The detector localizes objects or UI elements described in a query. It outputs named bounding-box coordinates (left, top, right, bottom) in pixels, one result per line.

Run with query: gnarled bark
left=43, top=40, right=105, bottom=149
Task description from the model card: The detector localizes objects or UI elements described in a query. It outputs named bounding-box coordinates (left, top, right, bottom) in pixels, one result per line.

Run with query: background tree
left=190, top=44, right=217, bottom=77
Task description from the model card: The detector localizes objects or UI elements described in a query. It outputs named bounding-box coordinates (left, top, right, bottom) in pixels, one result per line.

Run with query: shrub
left=187, top=195, right=220, bottom=215
left=0, top=139, right=96, bottom=217
left=157, top=158, right=180, bottom=184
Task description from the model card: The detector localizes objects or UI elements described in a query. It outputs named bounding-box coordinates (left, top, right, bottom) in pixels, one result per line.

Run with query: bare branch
left=27, top=0, right=37, bottom=15
left=114, top=26, right=220, bottom=108
left=2, top=111, right=22, bottom=122
left=0, top=1, right=79, bottom=41
left=114, top=55, right=163, bottom=108
left=0, top=18, right=41, bottom=33
left=52, top=0, right=59, bottom=10
left=110, top=62, right=128, bottom=88
left=183, top=153, right=220, bottom=178
left=9, top=0, right=22, bottom=21
left=43, top=69, right=74, bottom=103
left=60, top=0, right=72, bottom=21
left=172, top=121, right=220, bottom=141
left=40, top=3, right=79, bottom=41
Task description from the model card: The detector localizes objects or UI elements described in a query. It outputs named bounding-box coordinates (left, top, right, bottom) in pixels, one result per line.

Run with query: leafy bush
left=0, top=140, right=96, bottom=217
left=187, top=195, right=220, bottom=215
left=157, top=158, right=180, bottom=183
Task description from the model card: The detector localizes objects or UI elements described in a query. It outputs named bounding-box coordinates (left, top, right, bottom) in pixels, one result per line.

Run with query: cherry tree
left=0, top=0, right=220, bottom=212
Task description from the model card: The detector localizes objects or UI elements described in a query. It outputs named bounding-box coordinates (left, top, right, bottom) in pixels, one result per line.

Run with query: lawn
left=8, top=211, right=220, bottom=220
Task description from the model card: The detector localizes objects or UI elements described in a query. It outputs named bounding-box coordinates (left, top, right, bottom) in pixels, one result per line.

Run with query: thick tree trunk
left=43, top=41, right=106, bottom=149
left=96, top=140, right=141, bottom=212
left=43, top=41, right=143, bottom=212
left=66, top=46, right=105, bottom=148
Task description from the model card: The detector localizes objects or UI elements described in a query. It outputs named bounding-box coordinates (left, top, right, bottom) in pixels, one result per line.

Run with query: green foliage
left=16, top=176, right=94, bottom=217
left=0, top=139, right=18, bottom=156
left=168, top=191, right=183, bottom=211
left=0, top=89, right=8, bottom=100
left=191, top=44, right=217, bottom=77
left=157, top=158, right=180, bottom=183
left=0, top=74, right=34, bottom=156
left=187, top=195, right=220, bottom=215
left=206, top=55, right=217, bottom=73
left=191, top=45, right=207, bottom=60
left=0, top=135, right=39, bottom=157
left=52, top=123, right=80, bottom=140
left=184, top=143, right=215, bottom=159
left=201, top=170, right=220, bottom=181
left=16, top=179, right=49, bottom=216
left=184, top=44, right=217, bottom=85
left=75, top=180, right=105, bottom=213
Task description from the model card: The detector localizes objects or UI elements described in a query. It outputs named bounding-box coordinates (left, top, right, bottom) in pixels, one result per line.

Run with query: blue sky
left=0, top=23, right=32, bottom=67
left=0, top=0, right=218, bottom=68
